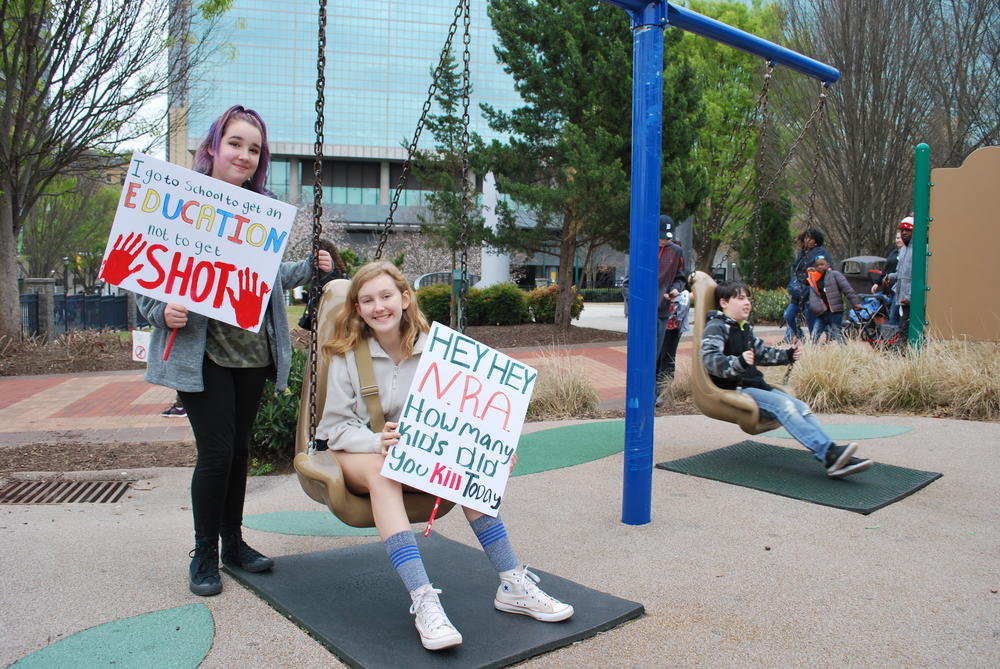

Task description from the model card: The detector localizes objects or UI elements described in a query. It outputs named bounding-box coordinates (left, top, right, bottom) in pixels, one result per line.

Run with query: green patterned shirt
left=205, top=318, right=272, bottom=368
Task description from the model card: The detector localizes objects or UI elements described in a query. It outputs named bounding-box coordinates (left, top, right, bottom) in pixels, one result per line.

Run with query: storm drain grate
left=0, top=479, right=133, bottom=504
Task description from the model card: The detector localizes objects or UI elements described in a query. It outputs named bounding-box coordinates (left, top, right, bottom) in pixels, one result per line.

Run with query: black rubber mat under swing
left=657, top=441, right=942, bottom=515
left=224, top=532, right=644, bottom=669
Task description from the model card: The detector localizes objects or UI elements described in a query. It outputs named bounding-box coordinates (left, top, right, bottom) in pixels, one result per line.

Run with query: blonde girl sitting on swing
left=315, top=261, right=573, bottom=651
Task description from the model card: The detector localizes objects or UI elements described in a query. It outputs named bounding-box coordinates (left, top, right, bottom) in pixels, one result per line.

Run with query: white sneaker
left=495, top=565, right=574, bottom=622
left=409, top=584, right=462, bottom=651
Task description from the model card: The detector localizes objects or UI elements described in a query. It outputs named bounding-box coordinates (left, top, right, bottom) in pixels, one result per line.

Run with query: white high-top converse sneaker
left=409, top=584, right=462, bottom=650
left=495, top=565, right=574, bottom=622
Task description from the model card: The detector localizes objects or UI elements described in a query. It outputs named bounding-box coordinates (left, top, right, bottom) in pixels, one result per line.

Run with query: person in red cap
left=885, top=215, right=913, bottom=337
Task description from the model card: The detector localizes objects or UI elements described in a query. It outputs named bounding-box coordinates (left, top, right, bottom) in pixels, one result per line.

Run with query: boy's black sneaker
left=829, top=455, right=874, bottom=478
left=824, top=442, right=858, bottom=476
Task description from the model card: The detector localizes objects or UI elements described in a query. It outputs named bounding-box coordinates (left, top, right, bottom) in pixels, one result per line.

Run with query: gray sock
left=384, top=531, right=430, bottom=592
left=470, top=514, right=518, bottom=573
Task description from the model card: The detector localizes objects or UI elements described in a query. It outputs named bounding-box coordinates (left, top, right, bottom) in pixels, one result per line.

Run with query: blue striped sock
left=384, top=531, right=430, bottom=592
left=470, top=514, right=518, bottom=572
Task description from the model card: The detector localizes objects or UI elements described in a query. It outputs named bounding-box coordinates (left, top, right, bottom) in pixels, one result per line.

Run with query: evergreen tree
left=412, top=51, right=491, bottom=329
left=737, top=194, right=793, bottom=289
left=482, top=0, right=708, bottom=328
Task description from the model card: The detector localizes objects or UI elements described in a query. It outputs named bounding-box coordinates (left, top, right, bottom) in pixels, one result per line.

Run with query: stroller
left=843, top=285, right=902, bottom=350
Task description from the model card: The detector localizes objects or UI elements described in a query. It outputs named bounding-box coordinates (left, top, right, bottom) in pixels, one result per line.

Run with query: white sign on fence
left=380, top=322, right=538, bottom=516
left=130, top=329, right=151, bottom=362
left=98, top=153, right=296, bottom=331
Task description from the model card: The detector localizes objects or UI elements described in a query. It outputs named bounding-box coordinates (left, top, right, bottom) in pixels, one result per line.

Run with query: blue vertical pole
left=622, top=2, right=666, bottom=526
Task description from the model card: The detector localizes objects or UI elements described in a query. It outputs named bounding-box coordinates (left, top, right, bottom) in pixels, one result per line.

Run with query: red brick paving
left=0, top=377, right=65, bottom=410
left=51, top=380, right=164, bottom=418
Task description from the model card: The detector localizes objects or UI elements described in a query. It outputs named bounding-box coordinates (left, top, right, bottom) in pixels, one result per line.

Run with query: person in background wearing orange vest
left=807, top=256, right=861, bottom=344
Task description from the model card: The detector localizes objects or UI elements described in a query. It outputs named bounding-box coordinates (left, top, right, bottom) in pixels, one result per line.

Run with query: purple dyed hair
left=192, top=105, right=271, bottom=194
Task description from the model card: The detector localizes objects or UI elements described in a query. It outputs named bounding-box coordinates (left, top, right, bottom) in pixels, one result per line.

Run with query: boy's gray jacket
left=136, top=259, right=313, bottom=393
left=807, top=268, right=860, bottom=315
left=701, top=311, right=791, bottom=386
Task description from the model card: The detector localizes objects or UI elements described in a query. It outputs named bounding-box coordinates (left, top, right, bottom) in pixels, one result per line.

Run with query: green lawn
left=286, top=303, right=305, bottom=328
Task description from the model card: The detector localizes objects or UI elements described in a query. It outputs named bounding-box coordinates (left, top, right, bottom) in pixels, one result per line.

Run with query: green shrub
left=416, top=283, right=452, bottom=325
left=475, top=283, right=528, bottom=325
left=250, top=347, right=306, bottom=468
left=463, top=287, right=485, bottom=326
left=526, top=284, right=584, bottom=323
left=750, top=287, right=788, bottom=324
left=580, top=287, right=622, bottom=302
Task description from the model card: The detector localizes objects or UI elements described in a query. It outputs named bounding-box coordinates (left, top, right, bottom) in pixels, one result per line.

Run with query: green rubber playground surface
left=762, top=424, right=913, bottom=440
left=244, top=510, right=379, bottom=536
left=657, top=441, right=941, bottom=515
left=10, top=604, right=213, bottom=669
left=247, top=420, right=625, bottom=537
left=513, top=419, right=624, bottom=476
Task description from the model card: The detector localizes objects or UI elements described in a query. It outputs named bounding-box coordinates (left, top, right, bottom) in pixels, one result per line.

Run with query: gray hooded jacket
left=136, top=258, right=313, bottom=393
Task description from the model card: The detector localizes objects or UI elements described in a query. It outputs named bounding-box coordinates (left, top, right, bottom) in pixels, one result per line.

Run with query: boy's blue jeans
left=740, top=387, right=833, bottom=461
left=811, top=311, right=845, bottom=344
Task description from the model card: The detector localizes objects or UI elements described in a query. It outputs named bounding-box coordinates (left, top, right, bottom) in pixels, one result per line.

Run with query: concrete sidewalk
left=1, top=413, right=998, bottom=667
left=1, top=311, right=997, bottom=667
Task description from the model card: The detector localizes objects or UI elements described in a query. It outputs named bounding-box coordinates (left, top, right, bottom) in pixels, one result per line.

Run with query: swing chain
left=375, top=0, right=466, bottom=261
left=717, top=61, right=774, bottom=213
left=728, top=79, right=828, bottom=281
left=457, top=0, right=472, bottom=333
left=308, top=0, right=328, bottom=446
left=803, top=90, right=829, bottom=226
left=747, top=61, right=773, bottom=284
left=756, top=82, right=828, bottom=210
left=718, top=60, right=773, bottom=271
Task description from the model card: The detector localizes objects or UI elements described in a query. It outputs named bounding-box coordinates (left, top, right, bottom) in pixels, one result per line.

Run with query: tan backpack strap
left=354, top=340, right=385, bottom=433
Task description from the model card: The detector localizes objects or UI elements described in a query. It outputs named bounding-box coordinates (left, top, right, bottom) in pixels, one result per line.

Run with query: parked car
left=413, top=271, right=481, bottom=290
left=840, top=255, right=885, bottom=295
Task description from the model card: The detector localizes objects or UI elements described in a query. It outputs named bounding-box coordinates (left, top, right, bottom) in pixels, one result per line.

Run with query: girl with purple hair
left=137, top=105, right=332, bottom=597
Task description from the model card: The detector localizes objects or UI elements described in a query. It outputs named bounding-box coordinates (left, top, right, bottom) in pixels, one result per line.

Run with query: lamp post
left=62, top=257, right=70, bottom=296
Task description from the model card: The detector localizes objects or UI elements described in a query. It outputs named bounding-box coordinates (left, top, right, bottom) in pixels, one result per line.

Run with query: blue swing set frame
left=601, top=1, right=839, bottom=525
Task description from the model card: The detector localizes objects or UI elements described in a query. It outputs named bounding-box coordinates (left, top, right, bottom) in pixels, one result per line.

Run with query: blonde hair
left=321, top=261, right=429, bottom=358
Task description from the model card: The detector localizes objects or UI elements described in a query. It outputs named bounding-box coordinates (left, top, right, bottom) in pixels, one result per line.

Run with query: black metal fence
left=20, top=294, right=39, bottom=336
left=52, top=295, right=131, bottom=334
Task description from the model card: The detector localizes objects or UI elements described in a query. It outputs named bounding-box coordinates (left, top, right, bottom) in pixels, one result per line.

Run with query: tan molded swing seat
left=689, top=270, right=792, bottom=435
left=293, top=279, right=454, bottom=528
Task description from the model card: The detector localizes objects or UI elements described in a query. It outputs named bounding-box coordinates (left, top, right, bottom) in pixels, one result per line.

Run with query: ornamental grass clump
left=789, top=339, right=1000, bottom=420
left=526, top=347, right=599, bottom=420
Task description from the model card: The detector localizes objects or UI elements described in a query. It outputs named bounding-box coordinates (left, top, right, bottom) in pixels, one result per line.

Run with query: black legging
left=178, top=358, right=271, bottom=540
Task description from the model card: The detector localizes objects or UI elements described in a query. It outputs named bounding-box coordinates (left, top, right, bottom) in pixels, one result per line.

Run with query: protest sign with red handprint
left=100, top=232, right=147, bottom=285
left=226, top=267, right=271, bottom=329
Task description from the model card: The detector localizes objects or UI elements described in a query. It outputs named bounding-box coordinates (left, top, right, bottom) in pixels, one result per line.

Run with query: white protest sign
left=380, top=322, right=538, bottom=516
left=98, top=153, right=296, bottom=332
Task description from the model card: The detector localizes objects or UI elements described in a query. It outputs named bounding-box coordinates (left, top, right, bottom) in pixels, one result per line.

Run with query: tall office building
left=170, top=0, right=622, bottom=283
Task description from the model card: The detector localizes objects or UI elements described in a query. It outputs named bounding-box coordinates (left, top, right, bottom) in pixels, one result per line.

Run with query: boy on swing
left=701, top=281, right=874, bottom=478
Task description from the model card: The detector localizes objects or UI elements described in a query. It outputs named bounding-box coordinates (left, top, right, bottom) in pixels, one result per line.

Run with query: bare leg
left=462, top=506, right=484, bottom=524
left=334, top=451, right=410, bottom=540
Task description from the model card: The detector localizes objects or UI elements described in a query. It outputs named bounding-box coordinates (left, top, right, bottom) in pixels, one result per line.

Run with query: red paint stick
left=163, top=328, right=177, bottom=361
left=423, top=497, right=442, bottom=537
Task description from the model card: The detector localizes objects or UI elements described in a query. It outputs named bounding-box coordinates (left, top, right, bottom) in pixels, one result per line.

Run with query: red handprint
left=100, top=232, right=147, bottom=285
left=226, top=267, right=271, bottom=329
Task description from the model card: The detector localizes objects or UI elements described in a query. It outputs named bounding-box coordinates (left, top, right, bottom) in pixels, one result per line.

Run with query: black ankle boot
left=189, top=537, right=222, bottom=596
left=221, top=531, right=274, bottom=573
